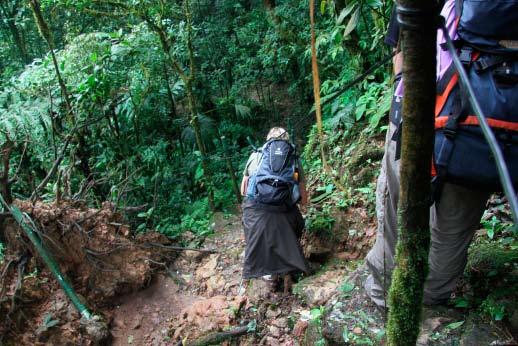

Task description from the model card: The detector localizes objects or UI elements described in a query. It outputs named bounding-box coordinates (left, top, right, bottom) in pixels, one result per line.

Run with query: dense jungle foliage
left=1, top=0, right=517, bottom=340
left=0, top=0, right=393, bottom=239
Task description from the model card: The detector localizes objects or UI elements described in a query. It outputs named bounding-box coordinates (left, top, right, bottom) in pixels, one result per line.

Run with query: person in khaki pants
left=364, top=0, right=490, bottom=307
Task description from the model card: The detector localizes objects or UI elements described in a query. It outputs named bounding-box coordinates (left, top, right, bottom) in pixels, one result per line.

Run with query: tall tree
left=0, top=0, right=30, bottom=64
left=386, top=1, right=437, bottom=345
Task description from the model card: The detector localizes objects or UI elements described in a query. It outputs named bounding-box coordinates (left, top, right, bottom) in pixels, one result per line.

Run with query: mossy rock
left=460, top=314, right=511, bottom=346
left=465, top=242, right=518, bottom=295
left=466, top=242, right=518, bottom=275
left=302, top=321, right=328, bottom=346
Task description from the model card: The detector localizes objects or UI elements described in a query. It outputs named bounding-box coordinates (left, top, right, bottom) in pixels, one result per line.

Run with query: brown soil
left=110, top=275, right=198, bottom=346
left=0, top=200, right=172, bottom=345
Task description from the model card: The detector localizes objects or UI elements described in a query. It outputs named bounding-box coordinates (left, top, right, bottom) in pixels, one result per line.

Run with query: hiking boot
left=283, top=274, right=293, bottom=295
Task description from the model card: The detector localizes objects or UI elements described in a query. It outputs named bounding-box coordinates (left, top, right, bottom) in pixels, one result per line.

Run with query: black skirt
left=241, top=199, right=309, bottom=279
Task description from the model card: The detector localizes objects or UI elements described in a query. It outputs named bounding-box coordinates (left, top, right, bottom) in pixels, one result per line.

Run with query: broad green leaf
left=340, top=281, right=354, bottom=293
left=342, top=329, right=350, bottom=342
left=446, top=321, right=464, bottom=330
left=195, top=165, right=204, bottom=180
left=235, top=104, right=251, bottom=119
left=337, top=2, right=357, bottom=25
left=344, top=8, right=360, bottom=37
left=454, top=297, right=469, bottom=308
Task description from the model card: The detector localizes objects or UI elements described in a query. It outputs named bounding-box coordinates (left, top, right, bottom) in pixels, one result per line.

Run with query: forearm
left=240, top=176, right=249, bottom=196
left=393, top=51, right=403, bottom=76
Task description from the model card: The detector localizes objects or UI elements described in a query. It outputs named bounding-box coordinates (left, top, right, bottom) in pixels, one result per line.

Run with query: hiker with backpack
left=240, top=127, right=309, bottom=294
left=365, top=0, right=518, bottom=307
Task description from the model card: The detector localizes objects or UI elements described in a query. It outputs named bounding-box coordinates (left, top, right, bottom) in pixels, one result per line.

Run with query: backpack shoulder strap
left=455, top=0, right=462, bottom=21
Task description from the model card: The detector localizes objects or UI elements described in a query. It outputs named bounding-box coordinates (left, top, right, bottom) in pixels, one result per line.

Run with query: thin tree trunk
left=185, top=82, right=215, bottom=211
left=184, top=0, right=215, bottom=211
left=140, top=0, right=215, bottom=211
left=386, top=1, right=437, bottom=345
left=163, top=63, right=178, bottom=119
left=0, top=140, right=13, bottom=204
left=221, top=136, right=242, bottom=205
left=29, top=0, right=98, bottom=197
left=6, top=20, right=30, bottom=64
left=29, top=0, right=72, bottom=113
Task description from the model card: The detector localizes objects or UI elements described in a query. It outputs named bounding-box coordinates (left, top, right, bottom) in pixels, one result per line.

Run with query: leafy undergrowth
left=300, top=118, right=385, bottom=264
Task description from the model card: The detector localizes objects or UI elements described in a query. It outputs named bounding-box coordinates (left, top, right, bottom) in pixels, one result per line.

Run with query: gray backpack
left=246, top=139, right=300, bottom=206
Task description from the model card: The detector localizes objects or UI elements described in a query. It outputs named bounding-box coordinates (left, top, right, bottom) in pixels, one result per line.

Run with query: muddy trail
left=108, top=211, right=372, bottom=346
left=1, top=201, right=517, bottom=345
left=0, top=199, right=380, bottom=345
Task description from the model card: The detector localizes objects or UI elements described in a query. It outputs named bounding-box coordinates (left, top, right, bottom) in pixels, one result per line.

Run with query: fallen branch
left=186, top=326, right=250, bottom=346
left=120, top=204, right=148, bottom=213
left=142, top=242, right=218, bottom=254
left=0, top=259, right=16, bottom=299
left=0, top=194, right=94, bottom=320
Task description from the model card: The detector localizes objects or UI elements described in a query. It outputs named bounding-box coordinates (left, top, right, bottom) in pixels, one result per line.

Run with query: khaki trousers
left=365, top=122, right=489, bottom=306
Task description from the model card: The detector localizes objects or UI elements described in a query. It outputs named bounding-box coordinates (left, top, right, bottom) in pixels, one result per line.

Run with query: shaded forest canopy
left=0, top=0, right=392, bottom=237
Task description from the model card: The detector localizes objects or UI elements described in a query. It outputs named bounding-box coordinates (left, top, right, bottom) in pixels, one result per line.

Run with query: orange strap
left=435, top=52, right=481, bottom=117
left=431, top=159, right=437, bottom=177
left=435, top=73, right=459, bottom=116
left=435, top=115, right=518, bottom=131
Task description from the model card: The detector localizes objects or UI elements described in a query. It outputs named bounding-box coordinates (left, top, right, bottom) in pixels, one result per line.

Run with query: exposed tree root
left=184, top=325, right=250, bottom=346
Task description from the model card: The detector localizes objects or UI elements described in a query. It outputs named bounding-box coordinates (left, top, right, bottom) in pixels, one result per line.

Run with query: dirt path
left=107, top=209, right=517, bottom=346
left=108, top=212, right=345, bottom=345
left=110, top=213, right=249, bottom=345
left=111, top=276, right=197, bottom=345
left=106, top=208, right=388, bottom=346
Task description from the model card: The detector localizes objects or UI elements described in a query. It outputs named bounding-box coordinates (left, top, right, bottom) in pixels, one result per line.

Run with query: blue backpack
left=246, top=139, right=300, bottom=206
left=433, top=0, right=518, bottom=192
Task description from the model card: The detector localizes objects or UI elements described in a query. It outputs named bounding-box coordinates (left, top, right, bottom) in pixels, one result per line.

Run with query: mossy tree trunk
left=386, top=1, right=437, bottom=345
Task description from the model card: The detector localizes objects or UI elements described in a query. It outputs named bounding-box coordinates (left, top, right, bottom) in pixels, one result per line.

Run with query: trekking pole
left=221, top=136, right=242, bottom=204
left=440, top=22, right=518, bottom=225
left=0, top=194, right=92, bottom=320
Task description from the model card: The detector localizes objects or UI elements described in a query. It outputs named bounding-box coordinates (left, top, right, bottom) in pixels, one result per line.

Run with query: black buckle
left=443, top=127, right=457, bottom=139
left=443, top=116, right=459, bottom=139
left=473, top=59, right=488, bottom=73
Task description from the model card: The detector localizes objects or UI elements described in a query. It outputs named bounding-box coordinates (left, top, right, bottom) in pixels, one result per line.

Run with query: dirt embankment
left=0, top=200, right=172, bottom=345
